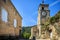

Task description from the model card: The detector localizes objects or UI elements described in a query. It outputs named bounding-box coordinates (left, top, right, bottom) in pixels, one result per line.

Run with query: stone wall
left=0, top=0, right=22, bottom=36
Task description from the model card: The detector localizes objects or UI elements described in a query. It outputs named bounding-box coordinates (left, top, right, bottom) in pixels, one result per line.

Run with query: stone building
left=0, top=0, right=22, bottom=36
left=30, top=25, right=38, bottom=39
left=30, top=0, right=60, bottom=40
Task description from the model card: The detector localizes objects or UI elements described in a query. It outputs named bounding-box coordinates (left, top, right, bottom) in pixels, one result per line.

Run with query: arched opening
left=42, top=7, right=44, bottom=10
left=19, top=29, right=22, bottom=37
left=49, top=29, right=52, bottom=39
left=32, top=36, right=36, bottom=40
left=14, top=19, right=17, bottom=28
left=1, top=7, right=8, bottom=22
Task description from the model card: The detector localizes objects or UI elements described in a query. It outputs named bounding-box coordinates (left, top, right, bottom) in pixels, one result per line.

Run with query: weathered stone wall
left=0, top=0, right=22, bottom=36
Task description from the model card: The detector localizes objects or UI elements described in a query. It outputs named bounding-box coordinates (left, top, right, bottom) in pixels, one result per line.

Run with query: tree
left=22, top=32, right=31, bottom=39
left=22, top=27, right=31, bottom=39
left=50, top=16, right=55, bottom=24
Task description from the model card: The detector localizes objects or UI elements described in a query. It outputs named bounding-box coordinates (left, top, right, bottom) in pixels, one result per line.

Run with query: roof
left=39, top=4, right=49, bottom=7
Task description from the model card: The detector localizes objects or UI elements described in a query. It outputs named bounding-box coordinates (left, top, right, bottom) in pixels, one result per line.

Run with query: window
left=3, top=0, right=6, bottom=3
left=19, top=30, right=21, bottom=34
left=1, top=7, right=8, bottom=22
left=14, top=19, right=17, bottom=28
left=42, top=7, right=44, bottom=10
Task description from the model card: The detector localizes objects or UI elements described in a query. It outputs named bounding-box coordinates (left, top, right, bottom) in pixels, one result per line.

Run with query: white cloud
left=49, top=1, right=59, bottom=7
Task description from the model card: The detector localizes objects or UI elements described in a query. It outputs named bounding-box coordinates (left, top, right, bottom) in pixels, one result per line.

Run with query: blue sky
left=11, top=0, right=60, bottom=26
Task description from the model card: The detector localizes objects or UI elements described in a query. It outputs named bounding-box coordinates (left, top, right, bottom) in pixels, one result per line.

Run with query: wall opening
left=49, top=29, right=52, bottom=39
left=50, top=32, right=52, bottom=39
left=1, top=7, right=8, bottom=22
left=42, top=7, right=44, bottom=10
left=14, top=19, right=17, bottom=28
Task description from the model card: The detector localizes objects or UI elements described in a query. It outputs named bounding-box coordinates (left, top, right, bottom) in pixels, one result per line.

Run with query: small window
left=19, top=30, right=21, bottom=33
left=19, top=26, right=21, bottom=28
left=19, top=30, right=22, bottom=36
left=14, top=19, right=17, bottom=28
left=3, top=0, right=6, bottom=3
left=42, top=7, right=44, bottom=10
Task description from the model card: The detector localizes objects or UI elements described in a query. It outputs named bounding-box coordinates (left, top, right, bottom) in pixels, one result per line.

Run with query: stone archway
left=49, top=29, right=52, bottom=39
left=48, top=25, right=53, bottom=39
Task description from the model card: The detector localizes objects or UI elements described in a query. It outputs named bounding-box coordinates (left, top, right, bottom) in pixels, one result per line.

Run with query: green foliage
left=55, top=11, right=60, bottom=21
left=22, top=27, right=31, bottom=39
left=22, top=27, right=31, bottom=33
left=22, top=32, right=31, bottom=39
left=50, top=11, right=60, bottom=24
left=50, top=16, right=55, bottom=24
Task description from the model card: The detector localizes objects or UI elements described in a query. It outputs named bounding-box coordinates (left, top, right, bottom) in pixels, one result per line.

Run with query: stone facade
left=30, top=0, right=60, bottom=40
left=30, top=25, right=38, bottom=39
left=30, top=17, right=60, bottom=40
left=37, top=1, right=50, bottom=39
left=0, top=0, right=22, bottom=36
